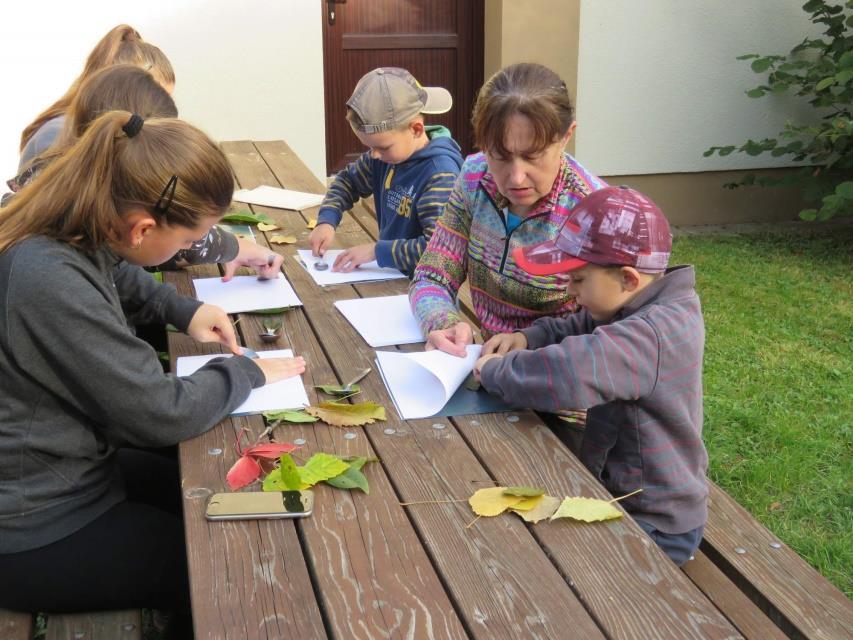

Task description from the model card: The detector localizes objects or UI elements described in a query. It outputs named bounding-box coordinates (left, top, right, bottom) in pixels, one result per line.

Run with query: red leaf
left=226, top=455, right=262, bottom=490
left=242, top=443, right=299, bottom=459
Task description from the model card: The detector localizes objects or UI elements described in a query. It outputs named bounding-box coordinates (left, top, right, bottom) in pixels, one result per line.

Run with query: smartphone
left=205, top=490, right=314, bottom=521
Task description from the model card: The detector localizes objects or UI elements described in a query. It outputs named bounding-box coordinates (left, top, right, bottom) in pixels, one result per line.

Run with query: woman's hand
left=222, top=239, right=283, bottom=281
left=482, top=331, right=527, bottom=356
left=332, top=243, right=376, bottom=272
left=425, top=322, right=474, bottom=357
left=309, top=223, right=336, bottom=257
left=187, top=304, right=241, bottom=354
left=473, top=353, right=502, bottom=381
left=253, top=356, right=306, bottom=384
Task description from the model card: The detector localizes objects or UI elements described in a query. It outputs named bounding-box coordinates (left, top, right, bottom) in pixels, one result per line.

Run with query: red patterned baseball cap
left=513, top=186, right=672, bottom=276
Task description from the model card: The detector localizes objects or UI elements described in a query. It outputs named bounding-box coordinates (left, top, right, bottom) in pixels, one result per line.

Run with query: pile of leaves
left=264, top=452, right=377, bottom=493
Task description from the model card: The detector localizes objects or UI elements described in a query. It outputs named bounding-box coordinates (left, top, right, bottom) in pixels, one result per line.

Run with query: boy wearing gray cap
left=309, top=67, right=464, bottom=276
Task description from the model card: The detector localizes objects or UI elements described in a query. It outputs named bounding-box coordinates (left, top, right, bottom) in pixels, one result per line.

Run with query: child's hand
left=187, top=304, right=241, bottom=354
left=482, top=331, right=528, bottom=356
left=332, top=243, right=376, bottom=272
left=473, top=353, right=503, bottom=381
left=254, top=356, right=307, bottom=384
left=309, top=223, right=336, bottom=257
left=425, top=322, right=474, bottom=357
left=222, top=238, right=283, bottom=281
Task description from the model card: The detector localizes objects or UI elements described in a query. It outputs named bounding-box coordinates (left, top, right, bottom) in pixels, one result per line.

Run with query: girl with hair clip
left=17, top=24, right=175, bottom=169
left=410, top=62, right=606, bottom=350
left=0, top=111, right=305, bottom=635
left=10, top=63, right=283, bottom=279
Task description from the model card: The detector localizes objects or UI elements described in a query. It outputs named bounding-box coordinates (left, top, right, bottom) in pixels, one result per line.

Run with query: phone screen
left=206, top=490, right=314, bottom=520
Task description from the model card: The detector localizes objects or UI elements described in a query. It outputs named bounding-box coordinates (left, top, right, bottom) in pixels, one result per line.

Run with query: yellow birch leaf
left=257, top=222, right=280, bottom=231
left=306, top=219, right=318, bottom=229
left=468, top=487, right=523, bottom=517
left=270, top=235, right=297, bottom=244
left=305, top=401, right=386, bottom=427
left=550, top=497, right=623, bottom=523
left=510, top=495, right=545, bottom=511
left=511, top=495, right=562, bottom=523
left=297, top=452, right=350, bottom=487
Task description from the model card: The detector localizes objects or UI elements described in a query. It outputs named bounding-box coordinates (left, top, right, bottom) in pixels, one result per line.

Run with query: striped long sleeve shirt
left=317, top=126, right=463, bottom=275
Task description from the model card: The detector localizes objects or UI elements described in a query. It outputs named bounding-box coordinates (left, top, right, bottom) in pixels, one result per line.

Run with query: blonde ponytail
left=1, top=112, right=233, bottom=254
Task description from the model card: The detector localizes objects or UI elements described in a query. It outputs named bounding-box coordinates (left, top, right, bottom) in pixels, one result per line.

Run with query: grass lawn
left=670, top=226, right=852, bottom=597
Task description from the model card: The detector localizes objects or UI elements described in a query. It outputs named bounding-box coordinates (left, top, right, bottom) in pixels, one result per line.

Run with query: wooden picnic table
left=163, top=140, right=852, bottom=640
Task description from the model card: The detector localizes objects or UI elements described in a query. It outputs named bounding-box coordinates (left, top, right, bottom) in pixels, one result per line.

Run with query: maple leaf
left=512, top=495, right=561, bottom=523
left=263, top=409, right=317, bottom=423
left=270, top=235, right=297, bottom=244
left=550, top=497, right=623, bottom=523
left=305, top=401, right=386, bottom=427
left=297, top=452, right=350, bottom=486
left=257, top=222, right=280, bottom=231
left=468, top=487, right=523, bottom=517
left=503, top=486, right=545, bottom=497
left=224, top=436, right=300, bottom=490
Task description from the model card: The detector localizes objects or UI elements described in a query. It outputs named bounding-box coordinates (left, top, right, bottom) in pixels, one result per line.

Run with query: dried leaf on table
left=305, top=401, right=386, bottom=427
left=306, top=218, right=318, bottom=229
left=550, top=497, right=623, bottom=523
left=468, top=487, right=523, bottom=517
left=509, top=495, right=544, bottom=511
left=270, top=235, right=297, bottom=244
left=263, top=409, right=317, bottom=423
left=315, top=384, right=361, bottom=396
left=257, top=222, right=280, bottom=232
left=511, top=495, right=561, bottom=523
left=503, top=486, right=545, bottom=497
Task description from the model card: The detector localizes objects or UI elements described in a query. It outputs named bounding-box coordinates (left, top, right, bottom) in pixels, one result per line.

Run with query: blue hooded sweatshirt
left=317, top=126, right=464, bottom=275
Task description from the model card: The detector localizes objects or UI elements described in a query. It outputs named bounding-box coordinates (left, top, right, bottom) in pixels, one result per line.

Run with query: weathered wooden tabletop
left=165, top=140, right=744, bottom=640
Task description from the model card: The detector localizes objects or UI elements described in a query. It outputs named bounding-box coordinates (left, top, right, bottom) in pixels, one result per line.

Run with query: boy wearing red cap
left=473, top=186, right=707, bottom=565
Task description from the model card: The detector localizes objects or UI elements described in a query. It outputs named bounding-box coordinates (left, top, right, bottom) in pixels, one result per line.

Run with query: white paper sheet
left=375, top=345, right=482, bottom=420
left=293, top=250, right=407, bottom=286
left=335, top=295, right=424, bottom=347
left=176, top=349, right=309, bottom=415
left=192, top=274, right=302, bottom=314
left=232, top=185, right=324, bottom=210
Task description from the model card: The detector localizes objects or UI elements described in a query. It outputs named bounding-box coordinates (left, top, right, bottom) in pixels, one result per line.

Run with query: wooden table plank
left=702, top=483, right=853, bottom=640
left=226, top=141, right=608, bottom=639
left=219, top=143, right=470, bottom=639
left=167, top=274, right=328, bottom=640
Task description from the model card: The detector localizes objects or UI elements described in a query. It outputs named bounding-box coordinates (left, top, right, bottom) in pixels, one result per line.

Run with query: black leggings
left=0, top=449, right=191, bottom=614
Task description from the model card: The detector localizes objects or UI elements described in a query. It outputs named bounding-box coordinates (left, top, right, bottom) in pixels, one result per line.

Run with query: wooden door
left=322, top=0, right=484, bottom=175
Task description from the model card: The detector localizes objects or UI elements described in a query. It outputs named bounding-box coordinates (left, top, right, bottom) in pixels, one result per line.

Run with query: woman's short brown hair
left=472, top=63, right=574, bottom=157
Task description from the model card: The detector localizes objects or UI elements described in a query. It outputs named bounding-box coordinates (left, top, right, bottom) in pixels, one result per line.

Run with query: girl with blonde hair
left=0, top=111, right=304, bottom=630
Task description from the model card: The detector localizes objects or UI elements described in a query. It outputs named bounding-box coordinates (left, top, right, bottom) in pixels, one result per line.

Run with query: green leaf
left=736, top=53, right=759, bottom=60
left=835, top=69, right=853, bottom=85
left=248, top=307, right=293, bottom=315
left=503, top=486, right=546, bottom=497
left=315, top=384, right=361, bottom=395
left=298, top=453, right=350, bottom=486
left=751, top=58, right=773, bottom=73
left=220, top=211, right=272, bottom=225
left=263, top=409, right=318, bottom=423
left=150, top=271, right=164, bottom=283
left=324, top=465, right=370, bottom=493
left=835, top=181, right=853, bottom=199
left=815, top=76, right=836, bottom=91
left=799, top=208, right=819, bottom=220
left=165, top=323, right=179, bottom=333
left=278, top=454, right=302, bottom=490
left=746, top=88, right=766, bottom=98
left=718, top=146, right=736, bottom=156
left=339, top=455, right=377, bottom=471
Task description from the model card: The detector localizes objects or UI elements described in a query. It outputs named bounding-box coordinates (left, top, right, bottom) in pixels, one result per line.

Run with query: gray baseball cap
left=346, top=67, right=453, bottom=134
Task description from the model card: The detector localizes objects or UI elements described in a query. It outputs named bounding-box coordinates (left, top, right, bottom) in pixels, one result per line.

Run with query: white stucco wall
left=575, top=0, right=817, bottom=175
left=0, top=0, right=326, bottom=185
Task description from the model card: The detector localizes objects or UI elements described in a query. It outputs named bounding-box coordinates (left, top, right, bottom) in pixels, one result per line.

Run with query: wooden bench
left=0, top=609, right=141, bottom=640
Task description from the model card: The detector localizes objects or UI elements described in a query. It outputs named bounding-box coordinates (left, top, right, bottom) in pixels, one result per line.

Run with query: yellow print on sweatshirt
left=385, top=184, right=415, bottom=218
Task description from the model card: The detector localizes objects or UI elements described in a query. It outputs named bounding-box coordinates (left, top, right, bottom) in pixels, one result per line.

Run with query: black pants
left=0, top=449, right=191, bottom=616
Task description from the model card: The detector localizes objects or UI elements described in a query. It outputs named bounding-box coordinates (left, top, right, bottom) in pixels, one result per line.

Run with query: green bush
left=705, top=0, right=853, bottom=220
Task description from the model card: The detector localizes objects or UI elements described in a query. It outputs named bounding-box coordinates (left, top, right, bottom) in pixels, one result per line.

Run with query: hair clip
left=153, top=175, right=178, bottom=215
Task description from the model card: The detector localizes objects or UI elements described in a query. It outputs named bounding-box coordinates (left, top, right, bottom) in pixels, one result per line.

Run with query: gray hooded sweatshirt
left=0, top=236, right=264, bottom=553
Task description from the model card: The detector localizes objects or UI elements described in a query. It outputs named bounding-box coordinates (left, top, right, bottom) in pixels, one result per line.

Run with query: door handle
left=327, top=0, right=346, bottom=26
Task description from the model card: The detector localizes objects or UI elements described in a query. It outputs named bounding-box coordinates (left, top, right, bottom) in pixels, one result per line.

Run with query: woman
left=410, top=63, right=606, bottom=356
left=0, top=111, right=304, bottom=634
